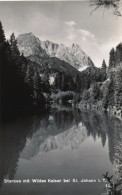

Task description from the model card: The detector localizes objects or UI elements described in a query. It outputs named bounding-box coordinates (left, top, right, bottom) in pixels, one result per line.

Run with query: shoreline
left=77, top=103, right=122, bottom=121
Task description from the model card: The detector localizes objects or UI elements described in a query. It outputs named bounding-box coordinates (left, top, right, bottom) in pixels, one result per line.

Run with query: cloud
left=79, top=29, right=95, bottom=40
left=64, top=21, right=77, bottom=26
left=67, top=34, right=76, bottom=40
left=63, top=19, right=122, bottom=67
left=63, top=21, right=104, bottom=66
left=64, top=20, right=95, bottom=43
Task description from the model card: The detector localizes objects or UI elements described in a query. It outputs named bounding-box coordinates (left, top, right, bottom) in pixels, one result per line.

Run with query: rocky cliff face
left=17, top=33, right=49, bottom=64
left=17, top=33, right=94, bottom=71
left=40, top=41, right=94, bottom=70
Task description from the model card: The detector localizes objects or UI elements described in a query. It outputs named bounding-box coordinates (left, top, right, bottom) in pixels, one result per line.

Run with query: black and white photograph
left=0, top=1, right=122, bottom=195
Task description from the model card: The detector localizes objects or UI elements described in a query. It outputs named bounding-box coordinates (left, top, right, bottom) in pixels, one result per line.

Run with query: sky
left=0, top=1, right=122, bottom=67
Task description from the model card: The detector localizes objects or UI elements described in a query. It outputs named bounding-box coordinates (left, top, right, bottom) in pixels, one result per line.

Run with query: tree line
left=79, top=43, right=122, bottom=112
left=0, top=21, right=50, bottom=121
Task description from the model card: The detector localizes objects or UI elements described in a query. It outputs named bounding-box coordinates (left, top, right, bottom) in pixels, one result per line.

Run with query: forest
left=0, top=20, right=122, bottom=121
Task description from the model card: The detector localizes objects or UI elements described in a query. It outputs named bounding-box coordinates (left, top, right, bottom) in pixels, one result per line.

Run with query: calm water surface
left=0, top=108, right=122, bottom=195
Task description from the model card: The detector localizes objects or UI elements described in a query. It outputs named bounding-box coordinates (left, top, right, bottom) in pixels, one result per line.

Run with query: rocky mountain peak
left=40, top=40, right=59, bottom=57
left=40, top=40, right=94, bottom=70
left=17, top=33, right=48, bottom=60
left=72, top=43, right=80, bottom=49
left=17, top=32, right=95, bottom=71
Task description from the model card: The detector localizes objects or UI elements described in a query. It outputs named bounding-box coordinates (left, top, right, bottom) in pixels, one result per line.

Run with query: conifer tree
left=100, top=59, right=107, bottom=81
left=0, top=21, right=6, bottom=46
left=109, top=48, right=116, bottom=69
left=89, top=82, right=101, bottom=103
left=102, top=79, right=115, bottom=109
left=75, top=74, right=81, bottom=92
left=116, top=43, right=122, bottom=64
left=9, top=33, right=20, bottom=61
left=102, top=59, right=107, bottom=69
left=114, top=67, right=122, bottom=108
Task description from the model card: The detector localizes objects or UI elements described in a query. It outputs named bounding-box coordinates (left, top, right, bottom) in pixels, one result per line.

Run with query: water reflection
left=0, top=108, right=122, bottom=194
left=0, top=112, right=49, bottom=186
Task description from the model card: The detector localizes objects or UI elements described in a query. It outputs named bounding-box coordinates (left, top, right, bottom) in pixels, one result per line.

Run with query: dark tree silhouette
left=109, top=48, right=116, bottom=69
left=0, top=21, right=5, bottom=45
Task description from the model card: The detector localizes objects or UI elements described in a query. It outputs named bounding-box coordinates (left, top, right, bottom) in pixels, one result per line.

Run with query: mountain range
left=17, top=32, right=94, bottom=72
left=20, top=115, right=87, bottom=160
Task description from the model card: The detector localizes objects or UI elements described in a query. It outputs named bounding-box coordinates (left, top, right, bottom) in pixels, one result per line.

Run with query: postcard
left=0, top=1, right=122, bottom=195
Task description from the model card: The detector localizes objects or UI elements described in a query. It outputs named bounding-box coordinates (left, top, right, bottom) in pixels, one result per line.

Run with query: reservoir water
left=0, top=108, right=122, bottom=195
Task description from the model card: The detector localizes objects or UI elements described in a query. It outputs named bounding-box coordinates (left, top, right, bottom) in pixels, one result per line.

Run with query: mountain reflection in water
left=0, top=108, right=122, bottom=195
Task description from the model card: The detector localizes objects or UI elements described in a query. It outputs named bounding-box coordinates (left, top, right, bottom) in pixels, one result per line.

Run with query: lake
left=0, top=107, right=122, bottom=195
